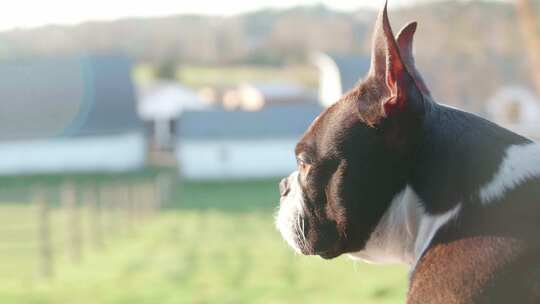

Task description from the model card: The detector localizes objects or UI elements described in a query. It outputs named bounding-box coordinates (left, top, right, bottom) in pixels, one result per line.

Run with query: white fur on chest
left=480, top=143, right=540, bottom=204
left=348, top=186, right=461, bottom=267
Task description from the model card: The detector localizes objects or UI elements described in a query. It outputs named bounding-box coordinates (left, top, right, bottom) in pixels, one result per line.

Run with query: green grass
left=133, top=64, right=319, bottom=89
left=177, top=65, right=319, bottom=88
left=0, top=178, right=408, bottom=304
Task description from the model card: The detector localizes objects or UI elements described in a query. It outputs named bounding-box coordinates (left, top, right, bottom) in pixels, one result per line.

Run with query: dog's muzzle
left=275, top=171, right=310, bottom=254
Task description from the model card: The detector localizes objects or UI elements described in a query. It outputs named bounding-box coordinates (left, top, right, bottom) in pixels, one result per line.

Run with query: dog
left=276, top=2, right=540, bottom=303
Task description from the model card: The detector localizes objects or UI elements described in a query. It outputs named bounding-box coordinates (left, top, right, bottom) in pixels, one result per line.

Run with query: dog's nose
left=279, top=178, right=290, bottom=197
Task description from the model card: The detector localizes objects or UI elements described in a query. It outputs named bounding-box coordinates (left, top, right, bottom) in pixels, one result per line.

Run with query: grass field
left=1, top=178, right=407, bottom=304
left=133, top=64, right=319, bottom=89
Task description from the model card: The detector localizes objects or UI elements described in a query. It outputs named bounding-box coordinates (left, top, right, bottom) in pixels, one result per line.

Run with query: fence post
left=117, top=184, right=130, bottom=236
left=155, top=173, right=171, bottom=210
left=61, top=181, right=82, bottom=264
left=122, top=183, right=133, bottom=235
left=141, top=183, right=150, bottom=220
left=100, top=184, right=119, bottom=240
left=84, top=185, right=103, bottom=250
left=131, top=183, right=142, bottom=224
left=110, top=184, right=119, bottom=235
left=35, top=186, right=53, bottom=278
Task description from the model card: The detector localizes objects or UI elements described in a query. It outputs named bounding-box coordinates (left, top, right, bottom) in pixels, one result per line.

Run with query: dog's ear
left=368, top=2, right=423, bottom=117
left=396, top=21, right=431, bottom=97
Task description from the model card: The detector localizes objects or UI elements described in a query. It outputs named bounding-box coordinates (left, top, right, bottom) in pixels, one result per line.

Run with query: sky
left=0, top=0, right=421, bottom=31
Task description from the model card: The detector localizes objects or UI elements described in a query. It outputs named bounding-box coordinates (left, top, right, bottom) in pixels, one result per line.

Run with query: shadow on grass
left=168, top=178, right=281, bottom=212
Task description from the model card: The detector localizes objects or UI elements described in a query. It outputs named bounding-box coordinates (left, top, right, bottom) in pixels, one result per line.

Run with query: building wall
left=0, top=133, right=146, bottom=175
left=177, top=139, right=298, bottom=180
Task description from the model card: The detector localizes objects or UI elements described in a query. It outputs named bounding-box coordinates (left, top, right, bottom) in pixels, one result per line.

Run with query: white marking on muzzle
left=275, top=171, right=307, bottom=254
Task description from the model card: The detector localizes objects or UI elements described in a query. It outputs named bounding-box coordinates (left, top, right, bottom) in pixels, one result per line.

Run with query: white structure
left=176, top=105, right=322, bottom=180
left=138, top=81, right=210, bottom=148
left=0, top=134, right=145, bottom=175
left=486, top=86, right=540, bottom=138
left=0, top=54, right=146, bottom=175
left=311, top=52, right=370, bottom=107
left=223, top=82, right=315, bottom=111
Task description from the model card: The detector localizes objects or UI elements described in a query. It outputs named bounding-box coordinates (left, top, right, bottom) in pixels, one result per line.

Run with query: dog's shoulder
left=474, top=142, right=540, bottom=240
left=479, top=142, right=540, bottom=204
left=408, top=234, right=540, bottom=304
left=408, top=138, right=540, bottom=303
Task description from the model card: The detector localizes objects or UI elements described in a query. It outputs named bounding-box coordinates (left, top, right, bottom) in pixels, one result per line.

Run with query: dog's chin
left=286, top=240, right=342, bottom=260
left=316, top=250, right=342, bottom=260
left=276, top=217, right=343, bottom=259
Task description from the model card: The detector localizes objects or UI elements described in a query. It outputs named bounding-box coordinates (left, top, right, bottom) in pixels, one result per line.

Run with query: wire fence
left=0, top=173, right=174, bottom=280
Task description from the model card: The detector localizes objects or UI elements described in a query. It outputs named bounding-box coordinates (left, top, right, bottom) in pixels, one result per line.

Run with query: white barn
left=175, top=105, right=322, bottom=180
left=137, top=81, right=209, bottom=149
left=0, top=54, right=146, bottom=175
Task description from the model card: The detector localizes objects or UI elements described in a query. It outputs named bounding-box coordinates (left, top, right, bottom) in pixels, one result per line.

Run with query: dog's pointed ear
left=368, top=2, right=423, bottom=117
left=396, top=21, right=431, bottom=97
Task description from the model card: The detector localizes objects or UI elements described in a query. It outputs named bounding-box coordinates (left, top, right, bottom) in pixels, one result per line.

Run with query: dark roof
left=0, top=54, right=142, bottom=141
left=330, top=54, right=370, bottom=92
left=177, top=104, right=323, bottom=140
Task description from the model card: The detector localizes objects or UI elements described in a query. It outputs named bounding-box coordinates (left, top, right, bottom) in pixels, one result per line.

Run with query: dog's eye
left=296, top=153, right=312, bottom=173
left=296, top=157, right=310, bottom=172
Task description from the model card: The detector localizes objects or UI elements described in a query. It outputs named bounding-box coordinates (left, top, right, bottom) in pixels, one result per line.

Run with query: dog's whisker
left=295, top=215, right=306, bottom=251
left=300, top=217, right=307, bottom=246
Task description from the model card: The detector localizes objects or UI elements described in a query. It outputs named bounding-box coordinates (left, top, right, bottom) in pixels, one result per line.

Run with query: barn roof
left=0, top=54, right=142, bottom=141
left=177, top=104, right=323, bottom=140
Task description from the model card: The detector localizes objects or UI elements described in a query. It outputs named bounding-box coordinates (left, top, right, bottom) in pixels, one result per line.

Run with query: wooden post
left=141, top=183, right=150, bottom=220
left=61, top=181, right=82, bottom=264
left=125, top=183, right=135, bottom=234
left=99, top=184, right=118, bottom=239
left=35, top=186, right=53, bottom=278
left=148, top=181, right=156, bottom=217
left=114, top=184, right=130, bottom=236
left=154, top=176, right=163, bottom=212
left=98, top=184, right=109, bottom=242
left=155, top=173, right=171, bottom=209
left=132, top=183, right=143, bottom=224
left=84, top=185, right=103, bottom=250
left=110, top=184, right=120, bottom=235
left=145, top=182, right=154, bottom=219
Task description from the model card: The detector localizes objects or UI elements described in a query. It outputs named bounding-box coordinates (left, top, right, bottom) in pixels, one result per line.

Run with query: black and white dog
left=276, top=2, right=540, bottom=303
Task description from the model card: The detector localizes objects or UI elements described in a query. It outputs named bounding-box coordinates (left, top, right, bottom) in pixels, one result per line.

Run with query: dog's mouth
left=277, top=171, right=344, bottom=259
left=289, top=234, right=340, bottom=259
left=276, top=209, right=343, bottom=259
left=293, top=220, right=343, bottom=259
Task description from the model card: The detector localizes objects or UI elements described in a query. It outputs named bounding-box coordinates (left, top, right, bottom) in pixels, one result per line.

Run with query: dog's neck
left=348, top=185, right=461, bottom=266
left=350, top=100, right=540, bottom=267
left=409, top=101, right=530, bottom=213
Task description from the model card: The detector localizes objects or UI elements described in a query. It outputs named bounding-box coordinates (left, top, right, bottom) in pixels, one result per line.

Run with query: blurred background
left=1, top=0, right=540, bottom=303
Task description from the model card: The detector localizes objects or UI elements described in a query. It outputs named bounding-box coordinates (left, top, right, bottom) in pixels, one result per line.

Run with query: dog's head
left=276, top=2, right=430, bottom=259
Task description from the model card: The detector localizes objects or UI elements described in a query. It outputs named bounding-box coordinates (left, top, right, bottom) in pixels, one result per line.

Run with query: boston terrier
left=276, top=2, right=540, bottom=303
